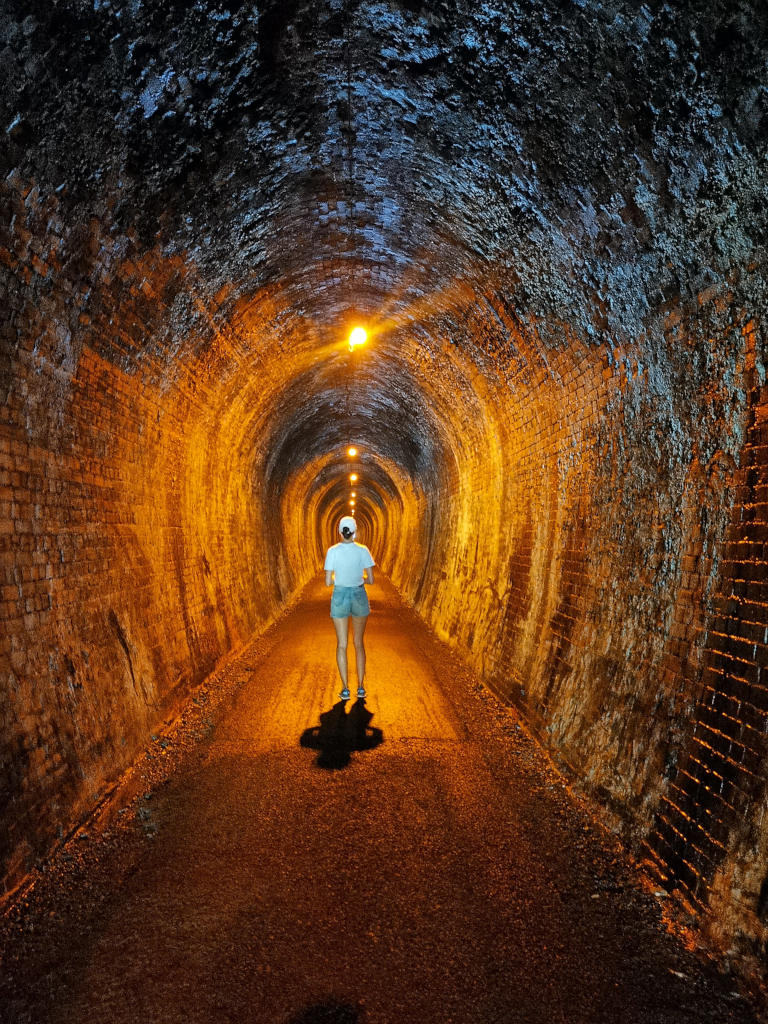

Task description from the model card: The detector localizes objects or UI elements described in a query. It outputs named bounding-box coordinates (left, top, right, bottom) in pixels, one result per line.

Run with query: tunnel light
left=350, top=473, right=358, bottom=483
left=348, top=326, right=367, bottom=351
left=349, top=499, right=355, bottom=507
left=351, top=491, right=356, bottom=498
left=347, top=446, right=358, bottom=457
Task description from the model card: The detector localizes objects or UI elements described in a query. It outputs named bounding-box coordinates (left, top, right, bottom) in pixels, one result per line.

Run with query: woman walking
left=324, top=515, right=375, bottom=701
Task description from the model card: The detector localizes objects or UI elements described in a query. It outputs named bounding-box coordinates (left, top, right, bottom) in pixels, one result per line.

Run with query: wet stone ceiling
left=3, top=0, right=766, bottom=515
left=3, top=1, right=766, bottom=337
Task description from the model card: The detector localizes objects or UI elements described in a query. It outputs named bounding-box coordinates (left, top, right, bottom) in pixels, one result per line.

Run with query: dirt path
left=1, top=578, right=762, bottom=1023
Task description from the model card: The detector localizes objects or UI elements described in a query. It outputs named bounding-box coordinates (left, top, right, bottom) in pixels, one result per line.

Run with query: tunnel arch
left=1, top=0, right=768, bottom=984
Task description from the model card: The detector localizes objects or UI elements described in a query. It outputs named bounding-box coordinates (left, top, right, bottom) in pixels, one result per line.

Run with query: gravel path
left=1, top=578, right=762, bottom=1023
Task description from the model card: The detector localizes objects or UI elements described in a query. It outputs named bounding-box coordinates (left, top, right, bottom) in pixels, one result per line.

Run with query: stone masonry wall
left=395, top=279, right=768, bottom=967
left=2, top=0, right=768, bottom=984
left=0, top=178, right=296, bottom=891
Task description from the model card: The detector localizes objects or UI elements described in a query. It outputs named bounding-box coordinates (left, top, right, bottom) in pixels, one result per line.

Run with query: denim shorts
left=330, top=585, right=370, bottom=618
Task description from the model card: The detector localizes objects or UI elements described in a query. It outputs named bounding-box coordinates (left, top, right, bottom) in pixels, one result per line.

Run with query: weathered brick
left=0, top=1, right=766, bottom=994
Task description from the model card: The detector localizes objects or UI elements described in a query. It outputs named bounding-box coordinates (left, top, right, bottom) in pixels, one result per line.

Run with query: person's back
left=325, top=540, right=374, bottom=588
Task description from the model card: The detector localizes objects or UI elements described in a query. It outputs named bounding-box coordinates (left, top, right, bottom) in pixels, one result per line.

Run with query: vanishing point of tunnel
left=1, top=1, right=768, bottom=1020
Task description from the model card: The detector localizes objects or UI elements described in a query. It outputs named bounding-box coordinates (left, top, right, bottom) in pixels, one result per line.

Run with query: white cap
left=339, top=515, right=357, bottom=536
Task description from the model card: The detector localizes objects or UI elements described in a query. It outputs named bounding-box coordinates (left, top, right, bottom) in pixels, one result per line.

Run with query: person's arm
left=324, top=547, right=334, bottom=587
left=363, top=548, right=375, bottom=585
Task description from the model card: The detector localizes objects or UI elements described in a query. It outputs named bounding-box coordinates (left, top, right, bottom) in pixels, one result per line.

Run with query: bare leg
left=351, top=615, right=368, bottom=690
left=332, top=616, right=349, bottom=690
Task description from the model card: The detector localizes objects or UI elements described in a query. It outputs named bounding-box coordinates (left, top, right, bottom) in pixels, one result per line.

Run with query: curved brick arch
left=1, top=0, right=767, bottom=978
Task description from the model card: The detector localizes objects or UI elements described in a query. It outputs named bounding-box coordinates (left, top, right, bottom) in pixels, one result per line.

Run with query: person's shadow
left=300, top=699, right=384, bottom=770
left=286, top=1000, right=363, bottom=1023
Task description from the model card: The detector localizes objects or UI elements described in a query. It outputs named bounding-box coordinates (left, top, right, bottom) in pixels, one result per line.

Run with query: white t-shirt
left=324, top=541, right=375, bottom=587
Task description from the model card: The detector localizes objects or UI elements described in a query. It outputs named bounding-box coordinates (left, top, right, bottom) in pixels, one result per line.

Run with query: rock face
left=1, top=0, right=767, bottom=978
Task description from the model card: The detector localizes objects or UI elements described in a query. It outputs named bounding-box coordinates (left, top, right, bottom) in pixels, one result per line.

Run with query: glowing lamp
left=350, top=473, right=358, bottom=483
left=351, top=491, right=356, bottom=498
left=349, top=500, right=355, bottom=507
left=347, top=446, right=357, bottom=457
left=348, top=326, right=367, bottom=351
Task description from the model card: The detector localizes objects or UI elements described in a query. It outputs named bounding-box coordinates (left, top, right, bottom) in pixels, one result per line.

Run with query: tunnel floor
left=0, top=579, right=761, bottom=1024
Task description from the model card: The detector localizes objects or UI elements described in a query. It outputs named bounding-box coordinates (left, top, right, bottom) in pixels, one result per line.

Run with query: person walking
left=324, top=515, right=375, bottom=701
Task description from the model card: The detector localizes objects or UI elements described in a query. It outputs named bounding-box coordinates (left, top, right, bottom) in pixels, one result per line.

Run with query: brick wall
left=392, top=282, right=768, bottom=969
left=2, top=0, right=768, bottom=983
left=0, top=177, right=309, bottom=892
left=647, top=353, right=768, bottom=966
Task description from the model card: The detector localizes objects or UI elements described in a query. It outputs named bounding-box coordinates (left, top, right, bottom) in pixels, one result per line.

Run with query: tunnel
left=1, top=0, right=768, bottom=1008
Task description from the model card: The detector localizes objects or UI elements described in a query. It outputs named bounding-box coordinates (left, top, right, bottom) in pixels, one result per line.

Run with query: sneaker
left=357, top=687, right=366, bottom=699
left=340, top=688, right=350, bottom=701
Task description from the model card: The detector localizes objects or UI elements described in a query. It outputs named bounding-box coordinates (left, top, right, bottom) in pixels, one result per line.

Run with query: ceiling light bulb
left=348, top=326, right=367, bottom=351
